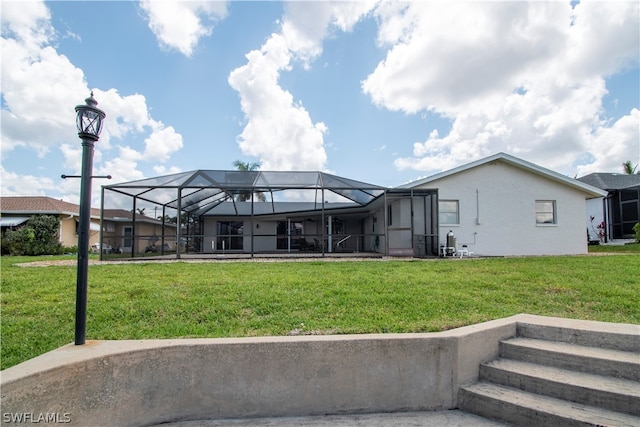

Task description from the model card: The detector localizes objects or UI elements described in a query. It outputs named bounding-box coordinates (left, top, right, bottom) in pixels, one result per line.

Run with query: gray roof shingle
left=577, top=173, right=640, bottom=190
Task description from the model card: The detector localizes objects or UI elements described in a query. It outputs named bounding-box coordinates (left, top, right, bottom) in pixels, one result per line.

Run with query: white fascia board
left=398, top=152, right=608, bottom=199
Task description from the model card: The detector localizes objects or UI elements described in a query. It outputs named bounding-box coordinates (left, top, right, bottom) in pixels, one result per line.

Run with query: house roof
left=103, top=209, right=172, bottom=225
left=0, top=196, right=100, bottom=217
left=0, top=197, right=164, bottom=224
left=576, top=173, right=640, bottom=191
left=398, top=152, right=608, bottom=199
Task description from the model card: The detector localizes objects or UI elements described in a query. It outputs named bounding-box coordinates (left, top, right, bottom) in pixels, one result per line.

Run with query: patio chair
left=299, top=238, right=310, bottom=251
left=458, top=244, right=472, bottom=258
left=440, top=244, right=456, bottom=257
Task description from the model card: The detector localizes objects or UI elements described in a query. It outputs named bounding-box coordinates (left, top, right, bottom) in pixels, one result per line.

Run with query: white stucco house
left=98, top=153, right=607, bottom=259
left=399, top=153, right=607, bottom=256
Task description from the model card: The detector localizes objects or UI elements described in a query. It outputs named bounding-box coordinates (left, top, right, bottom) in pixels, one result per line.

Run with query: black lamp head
left=75, top=91, right=106, bottom=141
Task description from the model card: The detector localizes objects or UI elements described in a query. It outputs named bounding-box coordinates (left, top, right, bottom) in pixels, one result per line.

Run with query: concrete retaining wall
left=1, top=315, right=535, bottom=426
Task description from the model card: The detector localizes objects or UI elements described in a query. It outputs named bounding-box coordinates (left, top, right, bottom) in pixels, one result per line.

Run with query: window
left=535, top=200, right=556, bottom=224
left=217, top=221, right=244, bottom=250
left=276, top=220, right=303, bottom=250
left=123, top=226, right=133, bottom=248
left=439, top=200, right=459, bottom=225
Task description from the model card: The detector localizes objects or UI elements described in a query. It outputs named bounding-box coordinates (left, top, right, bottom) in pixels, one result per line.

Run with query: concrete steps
left=459, top=322, right=640, bottom=426
left=499, top=338, right=639, bottom=381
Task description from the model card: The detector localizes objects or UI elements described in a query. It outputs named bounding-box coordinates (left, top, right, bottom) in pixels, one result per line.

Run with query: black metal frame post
left=74, top=137, right=95, bottom=345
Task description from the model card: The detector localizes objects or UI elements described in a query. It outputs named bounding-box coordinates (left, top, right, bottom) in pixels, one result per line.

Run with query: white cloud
left=367, top=1, right=639, bottom=176
left=229, top=34, right=328, bottom=171
left=577, top=109, right=640, bottom=177
left=139, top=0, right=228, bottom=57
left=566, top=1, right=640, bottom=78
left=0, top=166, right=57, bottom=196
left=143, top=123, right=184, bottom=162
left=228, top=1, right=375, bottom=171
left=0, top=40, right=87, bottom=154
left=0, top=0, right=53, bottom=50
left=153, top=165, right=182, bottom=175
left=94, top=89, right=151, bottom=141
left=96, top=146, right=145, bottom=183
left=1, top=0, right=186, bottom=203
left=60, top=143, right=82, bottom=170
left=280, top=0, right=375, bottom=67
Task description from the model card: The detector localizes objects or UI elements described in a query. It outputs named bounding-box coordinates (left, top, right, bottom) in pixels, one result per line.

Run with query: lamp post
left=74, top=92, right=105, bottom=345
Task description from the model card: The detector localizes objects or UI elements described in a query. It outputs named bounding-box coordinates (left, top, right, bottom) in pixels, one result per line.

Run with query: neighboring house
left=577, top=173, right=640, bottom=241
left=0, top=196, right=174, bottom=254
left=100, top=209, right=177, bottom=256
left=0, top=196, right=101, bottom=248
left=398, top=153, right=607, bottom=256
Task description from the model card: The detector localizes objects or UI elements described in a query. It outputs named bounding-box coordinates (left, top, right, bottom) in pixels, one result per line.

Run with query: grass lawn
left=588, top=242, right=640, bottom=253
left=1, top=253, right=639, bottom=370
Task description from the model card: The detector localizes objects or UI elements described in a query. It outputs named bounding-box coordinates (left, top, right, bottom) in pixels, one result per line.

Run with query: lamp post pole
left=74, top=92, right=105, bottom=345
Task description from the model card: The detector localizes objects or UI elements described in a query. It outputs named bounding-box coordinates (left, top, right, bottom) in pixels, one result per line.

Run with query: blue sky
left=1, top=0, right=639, bottom=206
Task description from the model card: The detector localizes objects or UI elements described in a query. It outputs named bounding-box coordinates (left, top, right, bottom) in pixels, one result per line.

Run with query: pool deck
left=159, top=410, right=507, bottom=426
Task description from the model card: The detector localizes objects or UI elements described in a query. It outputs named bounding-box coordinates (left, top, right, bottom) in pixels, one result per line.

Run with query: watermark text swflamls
left=2, top=412, right=71, bottom=424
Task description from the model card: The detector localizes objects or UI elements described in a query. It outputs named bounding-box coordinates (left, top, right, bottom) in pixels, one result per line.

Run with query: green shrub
left=634, top=222, right=640, bottom=242
left=2, top=215, right=63, bottom=256
left=2, top=227, right=34, bottom=255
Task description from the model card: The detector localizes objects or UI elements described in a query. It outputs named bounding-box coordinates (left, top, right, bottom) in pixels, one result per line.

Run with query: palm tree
left=233, top=160, right=266, bottom=201
left=622, top=161, right=638, bottom=175
left=233, top=160, right=260, bottom=172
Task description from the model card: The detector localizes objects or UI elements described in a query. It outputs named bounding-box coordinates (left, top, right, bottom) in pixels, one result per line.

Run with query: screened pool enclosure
left=100, top=170, right=439, bottom=259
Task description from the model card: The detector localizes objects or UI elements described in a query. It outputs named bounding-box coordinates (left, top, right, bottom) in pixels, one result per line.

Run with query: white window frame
left=439, top=200, right=460, bottom=225
left=535, top=200, right=557, bottom=225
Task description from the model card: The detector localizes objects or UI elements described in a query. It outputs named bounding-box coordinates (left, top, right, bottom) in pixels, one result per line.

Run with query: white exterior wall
left=416, top=162, right=592, bottom=256
left=202, top=218, right=216, bottom=252
left=252, top=220, right=277, bottom=252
